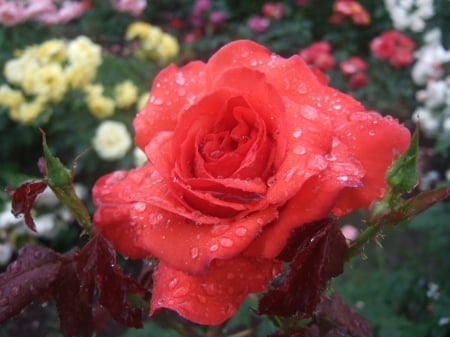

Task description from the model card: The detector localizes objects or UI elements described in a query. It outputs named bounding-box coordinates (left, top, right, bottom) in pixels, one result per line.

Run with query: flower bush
left=0, top=1, right=450, bottom=336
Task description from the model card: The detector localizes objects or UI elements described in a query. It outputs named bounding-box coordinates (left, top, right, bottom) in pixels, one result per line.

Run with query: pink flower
left=340, top=56, right=367, bottom=75
left=329, top=0, right=370, bottom=25
left=38, top=1, right=87, bottom=25
left=341, top=225, right=359, bottom=241
left=262, top=2, right=284, bottom=20
left=110, top=0, right=146, bottom=17
left=209, top=10, right=226, bottom=27
left=348, top=72, right=368, bottom=89
left=0, top=2, right=27, bottom=26
left=24, top=0, right=55, bottom=19
left=247, top=15, right=270, bottom=33
left=370, top=30, right=415, bottom=68
left=298, top=41, right=336, bottom=72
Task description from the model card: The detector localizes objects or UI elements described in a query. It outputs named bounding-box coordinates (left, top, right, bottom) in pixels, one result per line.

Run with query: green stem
left=345, top=222, right=382, bottom=262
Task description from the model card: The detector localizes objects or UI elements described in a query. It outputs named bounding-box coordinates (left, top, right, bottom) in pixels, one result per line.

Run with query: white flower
left=0, top=243, right=13, bottom=265
left=32, top=214, right=58, bottom=239
left=92, top=120, right=132, bottom=160
left=133, top=147, right=148, bottom=167
left=0, top=204, right=22, bottom=229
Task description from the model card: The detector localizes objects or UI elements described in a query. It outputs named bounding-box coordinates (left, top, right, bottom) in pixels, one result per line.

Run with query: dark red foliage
left=0, top=245, right=62, bottom=321
left=267, top=292, right=372, bottom=337
left=0, top=235, right=146, bottom=337
left=258, top=218, right=347, bottom=318
left=4, top=180, right=47, bottom=232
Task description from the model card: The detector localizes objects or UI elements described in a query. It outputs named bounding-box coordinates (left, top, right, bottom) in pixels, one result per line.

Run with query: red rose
left=92, top=40, right=410, bottom=325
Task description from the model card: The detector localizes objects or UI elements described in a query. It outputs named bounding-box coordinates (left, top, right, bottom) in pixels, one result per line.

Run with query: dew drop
left=285, top=168, right=296, bottom=182
left=368, top=129, right=376, bottom=136
left=235, top=227, right=247, bottom=236
left=168, top=278, right=178, bottom=290
left=293, top=145, right=306, bottom=155
left=297, top=83, right=307, bottom=94
left=190, top=247, right=200, bottom=259
left=0, top=298, right=9, bottom=307
left=337, top=175, right=349, bottom=182
left=175, top=75, right=186, bottom=85
left=201, top=283, right=217, bottom=296
left=134, top=202, right=147, bottom=212
left=292, top=128, right=302, bottom=138
left=250, top=59, right=257, bottom=66
left=220, top=237, right=234, bottom=247
left=197, top=294, right=207, bottom=304
left=325, top=153, right=336, bottom=161
left=300, top=106, right=318, bottom=120
left=241, top=51, right=249, bottom=58
left=210, top=224, right=230, bottom=236
left=267, top=176, right=277, bottom=187
left=209, top=242, right=219, bottom=252
left=172, top=287, right=189, bottom=298
left=256, top=218, right=265, bottom=225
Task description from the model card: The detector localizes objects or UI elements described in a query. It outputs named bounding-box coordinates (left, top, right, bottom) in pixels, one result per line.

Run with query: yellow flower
left=37, top=39, right=67, bottom=64
left=4, top=56, right=39, bottom=85
left=9, top=99, right=45, bottom=124
left=114, top=80, right=139, bottom=109
left=126, top=22, right=162, bottom=44
left=155, top=33, right=179, bottom=64
left=0, top=85, right=25, bottom=109
left=92, top=120, right=132, bottom=160
left=137, top=92, right=149, bottom=111
left=84, top=84, right=104, bottom=97
left=65, top=62, right=98, bottom=89
left=133, top=147, right=148, bottom=166
left=67, top=36, right=102, bottom=67
left=22, top=63, right=67, bottom=102
left=86, top=94, right=115, bottom=119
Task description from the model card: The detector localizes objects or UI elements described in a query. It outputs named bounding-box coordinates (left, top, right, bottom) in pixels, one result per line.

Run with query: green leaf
left=40, top=130, right=92, bottom=235
left=386, top=125, right=419, bottom=195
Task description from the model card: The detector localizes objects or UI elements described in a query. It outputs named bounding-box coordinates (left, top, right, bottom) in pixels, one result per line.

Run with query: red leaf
left=4, top=180, right=47, bottom=232
left=52, top=250, right=94, bottom=337
left=0, top=245, right=62, bottom=322
left=76, top=235, right=145, bottom=328
left=258, top=218, right=347, bottom=317
left=314, top=292, right=372, bottom=337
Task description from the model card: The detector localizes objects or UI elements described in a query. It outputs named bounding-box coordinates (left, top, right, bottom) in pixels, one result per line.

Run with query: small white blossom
left=92, top=120, right=132, bottom=160
left=0, top=242, right=13, bottom=265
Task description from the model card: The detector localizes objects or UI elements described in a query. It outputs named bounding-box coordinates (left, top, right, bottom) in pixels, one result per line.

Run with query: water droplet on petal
left=293, top=145, right=306, bottom=155
left=220, top=237, right=234, bottom=247
left=300, top=106, right=318, bottom=120
left=297, top=83, right=307, bottom=94
left=235, top=227, right=247, bottom=236
left=172, top=287, right=189, bottom=298
left=209, top=242, right=219, bottom=252
left=368, top=129, right=376, bottom=136
left=175, top=75, right=186, bottom=85
left=190, top=247, right=200, bottom=259
left=210, top=224, right=230, bottom=236
left=337, top=175, right=349, bottom=182
left=256, top=218, right=265, bottom=225
left=325, top=153, right=336, bottom=161
left=168, top=278, right=178, bottom=290
left=201, top=283, right=217, bottom=296
left=267, top=176, right=277, bottom=187
left=292, top=128, right=302, bottom=138
left=134, top=202, right=147, bottom=212
left=197, top=294, right=207, bottom=304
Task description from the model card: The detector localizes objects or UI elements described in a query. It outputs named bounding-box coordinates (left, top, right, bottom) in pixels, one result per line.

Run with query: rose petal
left=93, top=164, right=280, bottom=274
left=134, top=61, right=207, bottom=150
left=150, top=257, right=282, bottom=325
left=332, top=113, right=411, bottom=214
left=245, top=169, right=352, bottom=258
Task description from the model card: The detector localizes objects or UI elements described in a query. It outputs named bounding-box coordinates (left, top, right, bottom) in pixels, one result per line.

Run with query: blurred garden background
left=0, top=0, right=449, bottom=336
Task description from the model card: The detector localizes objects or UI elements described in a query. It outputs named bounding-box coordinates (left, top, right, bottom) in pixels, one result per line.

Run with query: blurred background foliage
left=0, top=0, right=449, bottom=336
